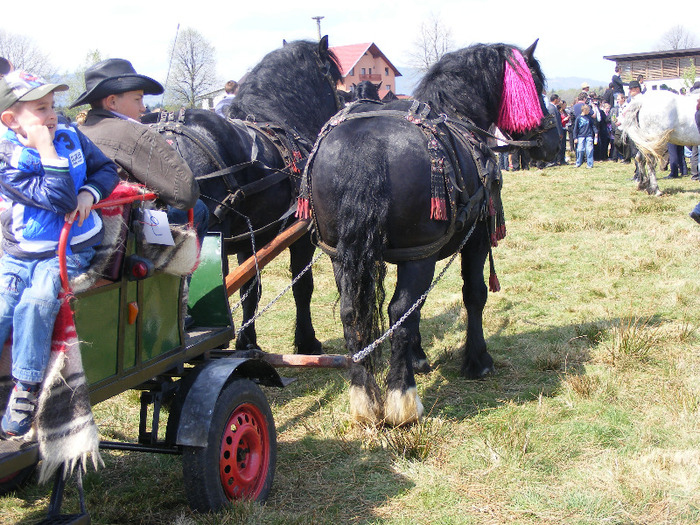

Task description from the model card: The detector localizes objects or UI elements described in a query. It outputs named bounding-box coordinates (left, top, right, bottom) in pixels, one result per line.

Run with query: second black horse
left=305, top=41, right=560, bottom=426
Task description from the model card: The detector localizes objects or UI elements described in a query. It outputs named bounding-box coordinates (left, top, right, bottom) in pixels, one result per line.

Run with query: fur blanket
left=0, top=182, right=199, bottom=483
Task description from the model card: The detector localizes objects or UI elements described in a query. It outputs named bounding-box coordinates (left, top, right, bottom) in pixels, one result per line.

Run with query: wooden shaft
left=225, top=220, right=311, bottom=297
left=260, top=353, right=351, bottom=369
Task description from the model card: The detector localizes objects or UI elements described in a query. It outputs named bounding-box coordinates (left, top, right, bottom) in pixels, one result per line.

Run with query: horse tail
left=333, top=133, right=389, bottom=368
left=622, top=98, right=671, bottom=165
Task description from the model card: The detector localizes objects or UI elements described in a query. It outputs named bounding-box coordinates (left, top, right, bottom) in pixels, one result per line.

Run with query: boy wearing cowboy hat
left=71, top=59, right=208, bottom=245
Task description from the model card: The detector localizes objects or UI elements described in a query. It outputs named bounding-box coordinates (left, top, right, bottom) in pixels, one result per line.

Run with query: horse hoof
left=349, top=385, right=384, bottom=425
left=413, top=358, right=432, bottom=375
left=296, top=340, right=325, bottom=356
left=384, top=387, right=424, bottom=427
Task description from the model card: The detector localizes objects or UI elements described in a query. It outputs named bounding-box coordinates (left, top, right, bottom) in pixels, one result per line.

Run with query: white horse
left=621, top=90, right=700, bottom=196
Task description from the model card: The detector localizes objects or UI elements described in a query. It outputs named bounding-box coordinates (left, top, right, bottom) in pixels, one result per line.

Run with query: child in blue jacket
left=573, top=104, right=598, bottom=168
left=0, top=70, right=119, bottom=437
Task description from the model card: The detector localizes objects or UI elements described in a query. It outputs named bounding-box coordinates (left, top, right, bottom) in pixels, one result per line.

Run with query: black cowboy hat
left=70, top=58, right=163, bottom=108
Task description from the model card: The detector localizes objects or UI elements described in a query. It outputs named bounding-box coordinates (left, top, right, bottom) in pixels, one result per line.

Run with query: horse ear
left=319, top=35, right=329, bottom=56
left=283, top=39, right=288, bottom=47
left=522, top=39, right=539, bottom=61
left=376, top=81, right=382, bottom=89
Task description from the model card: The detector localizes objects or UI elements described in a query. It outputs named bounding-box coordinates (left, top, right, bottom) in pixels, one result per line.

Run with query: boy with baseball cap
left=0, top=70, right=119, bottom=437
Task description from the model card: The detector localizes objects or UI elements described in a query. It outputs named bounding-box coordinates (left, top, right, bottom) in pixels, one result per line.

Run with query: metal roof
left=604, top=48, right=700, bottom=61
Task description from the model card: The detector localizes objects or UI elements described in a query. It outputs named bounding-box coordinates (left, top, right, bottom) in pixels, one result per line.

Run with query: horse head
left=352, top=80, right=382, bottom=102
left=503, top=40, right=560, bottom=162
left=413, top=41, right=560, bottom=162
left=228, top=36, right=342, bottom=141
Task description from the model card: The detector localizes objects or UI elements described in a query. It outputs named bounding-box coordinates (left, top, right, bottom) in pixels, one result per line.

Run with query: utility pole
left=312, top=16, right=324, bottom=40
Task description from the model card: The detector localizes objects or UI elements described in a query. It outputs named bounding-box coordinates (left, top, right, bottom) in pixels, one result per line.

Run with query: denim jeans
left=0, top=248, right=94, bottom=383
left=576, top=137, right=594, bottom=168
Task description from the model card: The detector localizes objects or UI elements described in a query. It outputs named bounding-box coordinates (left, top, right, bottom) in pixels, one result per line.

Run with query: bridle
left=490, top=112, right=559, bottom=152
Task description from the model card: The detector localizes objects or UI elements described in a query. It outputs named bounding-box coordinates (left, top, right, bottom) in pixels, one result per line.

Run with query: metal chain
left=351, top=218, right=479, bottom=363
left=236, top=250, right=324, bottom=336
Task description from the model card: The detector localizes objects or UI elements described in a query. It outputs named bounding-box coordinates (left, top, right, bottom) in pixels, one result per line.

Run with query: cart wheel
left=182, top=378, right=276, bottom=512
left=0, top=464, right=35, bottom=495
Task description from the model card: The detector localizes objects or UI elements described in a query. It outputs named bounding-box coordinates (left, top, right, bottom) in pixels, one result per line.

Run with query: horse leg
left=384, top=259, right=435, bottom=426
left=460, top=232, right=495, bottom=379
left=234, top=251, right=262, bottom=351
left=646, top=157, right=662, bottom=196
left=289, top=234, right=323, bottom=355
left=332, top=259, right=384, bottom=425
left=636, top=152, right=650, bottom=193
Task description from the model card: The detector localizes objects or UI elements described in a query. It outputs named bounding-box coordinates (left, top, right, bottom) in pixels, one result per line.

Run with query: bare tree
left=0, top=29, right=55, bottom=78
left=656, top=25, right=698, bottom=51
left=165, top=27, right=218, bottom=108
left=407, top=15, right=455, bottom=72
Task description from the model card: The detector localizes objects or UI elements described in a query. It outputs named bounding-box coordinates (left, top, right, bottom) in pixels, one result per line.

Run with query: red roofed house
left=330, top=43, right=402, bottom=99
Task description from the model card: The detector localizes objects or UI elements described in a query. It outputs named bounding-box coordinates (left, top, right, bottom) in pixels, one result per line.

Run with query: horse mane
left=227, top=39, right=342, bottom=141
left=413, top=43, right=547, bottom=130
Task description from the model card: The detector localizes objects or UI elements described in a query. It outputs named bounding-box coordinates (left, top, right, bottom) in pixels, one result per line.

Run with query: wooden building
left=330, top=42, right=402, bottom=99
left=604, top=48, right=700, bottom=91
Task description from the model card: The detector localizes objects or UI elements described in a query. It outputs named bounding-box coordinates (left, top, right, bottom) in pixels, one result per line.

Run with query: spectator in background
left=214, top=80, right=238, bottom=118
left=689, top=96, right=700, bottom=223
left=609, top=93, right=626, bottom=162
left=665, top=143, right=688, bottom=179
left=558, top=100, right=570, bottom=165
left=637, top=74, right=647, bottom=94
left=602, top=82, right=615, bottom=108
left=573, top=104, right=598, bottom=168
left=543, top=93, right=564, bottom=167
left=580, top=82, right=590, bottom=99
left=612, top=65, right=625, bottom=98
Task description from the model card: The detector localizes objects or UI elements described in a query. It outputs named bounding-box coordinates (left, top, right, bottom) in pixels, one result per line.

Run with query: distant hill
left=547, top=77, right=608, bottom=91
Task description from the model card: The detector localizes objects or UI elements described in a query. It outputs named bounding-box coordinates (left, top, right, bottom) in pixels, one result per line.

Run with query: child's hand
left=65, top=191, right=95, bottom=227
left=17, top=123, right=58, bottom=160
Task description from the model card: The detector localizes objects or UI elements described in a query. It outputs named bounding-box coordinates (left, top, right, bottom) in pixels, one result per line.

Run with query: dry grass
left=4, top=161, right=700, bottom=524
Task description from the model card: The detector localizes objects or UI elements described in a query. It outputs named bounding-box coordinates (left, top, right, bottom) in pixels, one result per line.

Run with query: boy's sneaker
left=1, top=382, right=39, bottom=437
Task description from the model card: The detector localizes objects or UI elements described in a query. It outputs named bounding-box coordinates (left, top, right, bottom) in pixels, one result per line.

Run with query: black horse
left=306, top=41, right=559, bottom=426
left=148, top=37, right=342, bottom=354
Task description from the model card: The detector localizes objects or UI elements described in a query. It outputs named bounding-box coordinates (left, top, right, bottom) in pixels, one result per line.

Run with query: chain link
left=236, top=251, right=323, bottom=336
left=351, top=218, right=479, bottom=363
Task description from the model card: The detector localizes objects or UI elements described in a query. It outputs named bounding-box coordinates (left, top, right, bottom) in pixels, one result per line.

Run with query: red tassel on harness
left=296, top=197, right=311, bottom=220
left=489, top=271, right=501, bottom=293
left=430, top=197, right=448, bottom=221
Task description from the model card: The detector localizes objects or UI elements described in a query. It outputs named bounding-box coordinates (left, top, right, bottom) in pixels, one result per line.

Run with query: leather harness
left=151, top=109, right=313, bottom=243
left=301, top=100, right=508, bottom=262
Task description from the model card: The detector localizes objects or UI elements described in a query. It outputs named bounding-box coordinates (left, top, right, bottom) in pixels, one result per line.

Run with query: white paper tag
left=142, top=209, right=175, bottom=246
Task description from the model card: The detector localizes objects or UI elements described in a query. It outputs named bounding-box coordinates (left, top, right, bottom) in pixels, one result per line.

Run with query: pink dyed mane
left=496, top=49, right=544, bottom=133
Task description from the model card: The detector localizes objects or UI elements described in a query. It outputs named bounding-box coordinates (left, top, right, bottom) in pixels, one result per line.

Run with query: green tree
left=682, top=58, right=697, bottom=89
left=165, top=27, right=218, bottom=108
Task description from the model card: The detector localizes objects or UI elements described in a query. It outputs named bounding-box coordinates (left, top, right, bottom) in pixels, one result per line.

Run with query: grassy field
left=3, top=160, right=700, bottom=524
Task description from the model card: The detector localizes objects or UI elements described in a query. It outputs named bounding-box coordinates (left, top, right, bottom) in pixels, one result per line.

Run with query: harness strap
left=304, top=101, right=503, bottom=262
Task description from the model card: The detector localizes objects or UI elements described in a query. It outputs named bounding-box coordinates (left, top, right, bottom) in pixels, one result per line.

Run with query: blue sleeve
left=75, top=126, right=120, bottom=202
left=0, top=139, right=77, bottom=214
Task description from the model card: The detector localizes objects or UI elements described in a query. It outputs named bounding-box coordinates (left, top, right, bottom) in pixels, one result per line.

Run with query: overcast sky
left=3, top=0, right=699, bottom=93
